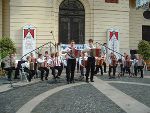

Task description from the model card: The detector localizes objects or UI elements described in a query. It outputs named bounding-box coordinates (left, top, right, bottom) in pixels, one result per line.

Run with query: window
left=142, top=25, right=150, bottom=41
left=105, top=0, right=118, bottom=3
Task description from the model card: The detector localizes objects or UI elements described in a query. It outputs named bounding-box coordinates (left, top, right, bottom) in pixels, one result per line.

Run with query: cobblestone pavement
left=0, top=71, right=150, bottom=113
left=110, top=83, right=150, bottom=108
left=32, top=84, right=126, bottom=113
left=97, top=71, right=150, bottom=84
left=0, top=78, right=67, bottom=113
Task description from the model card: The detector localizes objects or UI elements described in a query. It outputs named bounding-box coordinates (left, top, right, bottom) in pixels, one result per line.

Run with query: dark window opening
left=142, top=25, right=150, bottom=41
left=59, top=0, right=85, bottom=44
left=105, top=0, right=118, bottom=3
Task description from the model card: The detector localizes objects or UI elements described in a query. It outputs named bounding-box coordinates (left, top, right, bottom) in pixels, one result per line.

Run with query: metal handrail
left=21, top=41, right=56, bottom=60
left=95, top=42, right=124, bottom=57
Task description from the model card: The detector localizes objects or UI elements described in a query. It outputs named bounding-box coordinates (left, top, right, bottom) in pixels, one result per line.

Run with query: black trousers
left=24, top=68, right=35, bottom=82
left=4, top=67, right=13, bottom=80
left=135, top=66, right=144, bottom=78
left=95, top=65, right=103, bottom=75
left=55, top=66, right=63, bottom=77
left=66, top=59, right=76, bottom=82
left=38, top=67, right=49, bottom=80
left=50, top=67, right=55, bottom=78
left=86, top=57, right=95, bottom=81
left=103, top=62, right=107, bottom=73
left=109, top=65, right=116, bottom=78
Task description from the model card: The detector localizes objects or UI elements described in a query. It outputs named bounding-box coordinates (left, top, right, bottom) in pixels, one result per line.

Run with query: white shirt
left=24, top=61, right=30, bottom=69
left=47, top=58, right=55, bottom=67
left=79, top=56, right=88, bottom=65
left=37, top=58, right=45, bottom=64
left=64, top=46, right=76, bottom=59
left=84, top=44, right=95, bottom=57
left=137, top=59, right=144, bottom=66
left=101, top=46, right=107, bottom=55
left=54, top=56, right=62, bottom=66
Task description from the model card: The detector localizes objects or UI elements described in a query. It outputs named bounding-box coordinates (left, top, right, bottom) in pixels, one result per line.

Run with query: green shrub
left=138, top=40, right=150, bottom=60
left=0, top=37, right=16, bottom=59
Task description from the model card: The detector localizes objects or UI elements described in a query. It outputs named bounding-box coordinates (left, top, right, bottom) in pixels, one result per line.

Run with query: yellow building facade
left=0, top=0, right=150, bottom=57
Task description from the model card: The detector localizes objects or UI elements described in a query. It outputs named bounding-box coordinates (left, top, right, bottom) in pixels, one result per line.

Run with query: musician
left=23, top=56, right=35, bottom=82
left=124, top=55, right=131, bottom=77
left=63, top=54, right=68, bottom=78
left=47, top=53, right=55, bottom=78
left=65, top=40, right=76, bottom=84
left=3, top=53, right=16, bottom=81
left=37, top=54, right=49, bottom=81
left=108, top=53, right=117, bottom=79
left=95, top=54, right=103, bottom=76
left=135, top=55, right=145, bottom=78
left=12, top=53, right=20, bottom=79
left=78, top=52, right=87, bottom=80
left=30, top=53, right=37, bottom=76
left=44, top=51, right=50, bottom=60
left=84, top=39, right=95, bottom=82
left=54, top=52, right=63, bottom=78
left=101, top=43, right=107, bottom=73
left=122, top=53, right=128, bottom=76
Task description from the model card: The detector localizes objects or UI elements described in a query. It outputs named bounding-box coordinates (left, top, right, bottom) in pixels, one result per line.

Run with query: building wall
left=52, top=0, right=93, bottom=43
left=0, top=0, right=2, bottom=37
left=10, top=0, right=53, bottom=57
left=2, top=0, right=10, bottom=37
left=93, top=0, right=130, bottom=54
left=9, top=0, right=131, bottom=57
left=129, top=8, right=150, bottom=50
left=9, top=0, right=93, bottom=57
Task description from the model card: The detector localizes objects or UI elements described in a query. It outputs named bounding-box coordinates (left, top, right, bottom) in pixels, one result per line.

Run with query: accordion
left=96, top=59, right=104, bottom=66
left=29, top=62, right=35, bottom=70
left=81, top=59, right=88, bottom=67
left=74, top=49, right=81, bottom=58
left=112, top=59, right=117, bottom=66
left=90, top=48, right=101, bottom=57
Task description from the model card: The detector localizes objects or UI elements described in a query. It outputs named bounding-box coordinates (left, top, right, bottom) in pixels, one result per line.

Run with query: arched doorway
left=59, top=0, right=85, bottom=44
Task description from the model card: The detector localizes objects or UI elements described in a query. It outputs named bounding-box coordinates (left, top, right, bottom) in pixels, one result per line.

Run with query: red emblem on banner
left=109, top=32, right=118, bottom=40
left=24, top=29, right=35, bottom=38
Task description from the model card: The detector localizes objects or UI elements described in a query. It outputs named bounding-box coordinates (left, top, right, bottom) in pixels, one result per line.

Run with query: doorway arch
left=59, top=0, right=85, bottom=44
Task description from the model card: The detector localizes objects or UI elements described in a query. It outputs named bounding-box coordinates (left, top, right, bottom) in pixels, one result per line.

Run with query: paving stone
left=109, top=83, right=150, bottom=108
left=0, top=78, right=67, bottom=113
left=97, top=74, right=150, bottom=84
left=32, top=84, right=126, bottom=113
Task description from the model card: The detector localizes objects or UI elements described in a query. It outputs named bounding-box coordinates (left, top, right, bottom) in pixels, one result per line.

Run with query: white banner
left=60, top=44, right=85, bottom=52
left=107, top=28, right=120, bottom=59
left=23, top=25, right=36, bottom=58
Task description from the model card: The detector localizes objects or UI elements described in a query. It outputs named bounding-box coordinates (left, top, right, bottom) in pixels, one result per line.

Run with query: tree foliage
left=138, top=40, right=150, bottom=60
left=0, top=37, right=16, bottom=59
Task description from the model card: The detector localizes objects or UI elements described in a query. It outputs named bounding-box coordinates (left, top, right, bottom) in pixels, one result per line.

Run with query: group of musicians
left=1, top=38, right=145, bottom=82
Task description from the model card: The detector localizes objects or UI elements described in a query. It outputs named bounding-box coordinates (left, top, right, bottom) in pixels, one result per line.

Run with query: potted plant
left=0, top=37, right=16, bottom=76
left=138, top=40, right=150, bottom=70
